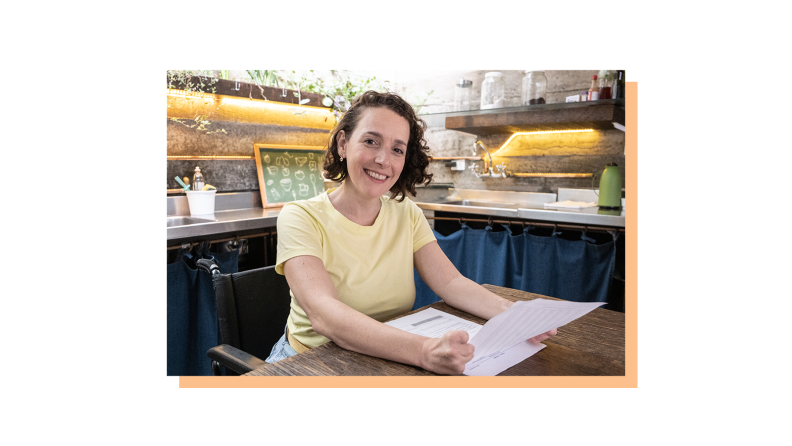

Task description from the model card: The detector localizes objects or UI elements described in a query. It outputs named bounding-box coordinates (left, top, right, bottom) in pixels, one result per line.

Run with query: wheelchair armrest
left=207, top=344, right=268, bottom=375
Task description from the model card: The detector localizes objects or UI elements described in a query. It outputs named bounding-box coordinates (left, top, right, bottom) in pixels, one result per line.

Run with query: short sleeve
left=275, top=204, right=324, bottom=275
left=410, top=200, right=436, bottom=253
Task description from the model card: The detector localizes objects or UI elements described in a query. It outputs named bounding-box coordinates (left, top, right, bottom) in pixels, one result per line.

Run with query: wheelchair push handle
left=196, top=258, right=221, bottom=276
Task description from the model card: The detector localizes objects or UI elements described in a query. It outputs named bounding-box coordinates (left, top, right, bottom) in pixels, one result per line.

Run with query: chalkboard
left=254, top=144, right=327, bottom=208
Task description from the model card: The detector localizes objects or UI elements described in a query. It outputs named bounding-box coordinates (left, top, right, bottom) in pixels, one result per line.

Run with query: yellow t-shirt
left=275, top=188, right=436, bottom=348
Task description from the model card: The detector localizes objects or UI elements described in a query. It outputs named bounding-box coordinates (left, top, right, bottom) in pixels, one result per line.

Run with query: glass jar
left=521, top=71, right=547, bottom=105
left=454, top=78, right=472, bottom=111
left=480, top=72, right=505, bottom=109
left=598, top=70, right=614, bottom=99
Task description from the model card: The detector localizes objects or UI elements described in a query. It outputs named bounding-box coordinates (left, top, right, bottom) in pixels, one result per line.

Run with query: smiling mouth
left=364, top=169, right=388, bottom=181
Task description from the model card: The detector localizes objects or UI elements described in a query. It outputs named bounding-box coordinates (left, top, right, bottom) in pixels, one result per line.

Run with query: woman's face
left=338, top=106, right=409, bottom=202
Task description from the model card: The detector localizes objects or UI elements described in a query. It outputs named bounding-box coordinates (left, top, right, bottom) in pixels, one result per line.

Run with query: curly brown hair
left=323, top=90, right=433, bottom=202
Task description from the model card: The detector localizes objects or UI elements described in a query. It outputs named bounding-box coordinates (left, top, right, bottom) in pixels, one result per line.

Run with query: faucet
left=470, top=141, right=509, bottom=178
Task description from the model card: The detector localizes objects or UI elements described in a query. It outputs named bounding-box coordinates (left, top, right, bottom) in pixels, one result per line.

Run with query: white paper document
left=386, top=299, right=605, bottom=376
left=385, top=308, right=483, bottom=339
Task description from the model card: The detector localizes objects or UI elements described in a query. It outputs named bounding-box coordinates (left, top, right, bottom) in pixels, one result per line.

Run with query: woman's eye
left=365, top=139, right=376, bottom=145
left=393, top=148, right=404, bottom=155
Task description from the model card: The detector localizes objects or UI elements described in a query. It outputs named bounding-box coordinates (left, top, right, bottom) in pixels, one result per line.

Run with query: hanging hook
left=487, top=216, right=493, bottom=227
left=580, top=226, right=596, bottom=243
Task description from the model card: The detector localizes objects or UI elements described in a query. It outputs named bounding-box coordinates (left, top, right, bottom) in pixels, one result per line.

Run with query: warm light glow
left=167, top=89, right=217, bottom=101
left=166, top=89, right=335, bottom=129
left=167, top=155, right=254, bottom=160
left=492, top=129, right=595, bottom=155
left=511, top=172, right=593, bottom=178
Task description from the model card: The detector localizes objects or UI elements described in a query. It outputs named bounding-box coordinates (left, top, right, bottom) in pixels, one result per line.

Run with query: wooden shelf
left=168, top=76, right=329, bottom=108
left=437, top=99, right=624, bottom=135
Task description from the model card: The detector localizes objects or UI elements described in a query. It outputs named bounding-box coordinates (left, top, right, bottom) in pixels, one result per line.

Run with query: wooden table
left=244, top=284, right=625, bottom=376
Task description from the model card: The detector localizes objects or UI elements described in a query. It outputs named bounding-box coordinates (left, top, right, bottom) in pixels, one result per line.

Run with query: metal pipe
left=510, top=173, right=593, bottom=178
left=475, top=141, right=494, bottom=168
left=470, top=141, right=509, bottom=178
left=166, top=229, right=278, bottom=250
left=426, top=216, right=624, bottom=233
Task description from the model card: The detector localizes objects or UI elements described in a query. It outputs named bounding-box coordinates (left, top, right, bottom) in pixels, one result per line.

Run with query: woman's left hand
left=528, top=328, right=558, bottom=345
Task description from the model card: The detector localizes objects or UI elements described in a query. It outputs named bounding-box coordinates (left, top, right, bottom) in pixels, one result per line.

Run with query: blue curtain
left=167, top=244, right=238, bottom=376
left=413, top=224, right=617, bottom=310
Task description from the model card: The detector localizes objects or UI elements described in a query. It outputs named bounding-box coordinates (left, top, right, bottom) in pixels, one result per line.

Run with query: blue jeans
left=265, top=327, right=298, bottom=363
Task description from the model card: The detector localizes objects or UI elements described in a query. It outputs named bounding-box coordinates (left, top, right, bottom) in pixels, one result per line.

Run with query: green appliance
left=593, top=163, right=622, bottom=210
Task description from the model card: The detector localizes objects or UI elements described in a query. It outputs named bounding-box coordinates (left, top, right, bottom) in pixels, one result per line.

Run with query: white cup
left=186, top=190, right=217, bottom=215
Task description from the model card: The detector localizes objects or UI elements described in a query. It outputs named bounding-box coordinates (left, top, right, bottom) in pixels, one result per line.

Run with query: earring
left=339, top=155, right=344, bottom=162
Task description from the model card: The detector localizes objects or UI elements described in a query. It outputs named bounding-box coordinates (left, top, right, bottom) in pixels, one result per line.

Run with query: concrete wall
left=166, top=119, right=331, bottom=192
left=166, top=70, right=624, bottom=196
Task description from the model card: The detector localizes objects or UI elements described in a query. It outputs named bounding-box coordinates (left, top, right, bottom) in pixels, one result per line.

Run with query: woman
left=267, top=90, right=556, bottom=375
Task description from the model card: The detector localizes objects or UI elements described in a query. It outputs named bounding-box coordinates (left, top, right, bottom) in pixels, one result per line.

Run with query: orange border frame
left=181, top=82, right=638, bottom=388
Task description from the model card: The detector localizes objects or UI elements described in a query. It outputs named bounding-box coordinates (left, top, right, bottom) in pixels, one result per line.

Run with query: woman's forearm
left=285, top=254, right=479, bottom=374
left=414, top=242, right=513, bottom=320
left=437, top=275, right=513, bottom=320
left=309, top=294, right=473, bottom=374
left=284, top=256, right=427, bottom=370
left=308, top=297, right=427, bottom=367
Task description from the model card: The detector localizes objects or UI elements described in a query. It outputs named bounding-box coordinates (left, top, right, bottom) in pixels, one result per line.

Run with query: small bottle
left=588, top=75, right=600, bottom=101
left=192, top=166, right=205, bottom=191
left=454, top=79, right=472, bottom=111
left=612, top=71, right=624, bottom=99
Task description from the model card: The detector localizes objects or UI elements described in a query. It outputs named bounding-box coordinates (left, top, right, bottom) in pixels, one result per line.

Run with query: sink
left=441, top=200, right=519, bottom=209
left=167, top=216, right=218, bottom=227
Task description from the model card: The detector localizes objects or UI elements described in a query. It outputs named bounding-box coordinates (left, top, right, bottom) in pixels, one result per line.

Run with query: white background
left=2, top=1, right=788, bottom=444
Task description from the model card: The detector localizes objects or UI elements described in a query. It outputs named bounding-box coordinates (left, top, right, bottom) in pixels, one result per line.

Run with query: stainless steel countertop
left=167, top=208, right=281, bottom=242
left=167, top=192, right=281, bottom=243
left=416, top=188, right=624, bottom=227
left=416, top=201, right=624, bottom=227
left=167, top=188, right=625, bottom=243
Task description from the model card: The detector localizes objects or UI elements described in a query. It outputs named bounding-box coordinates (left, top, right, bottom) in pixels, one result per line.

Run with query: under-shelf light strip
left=492, top=129, right=595, bottom=155
left=167, top=89, right=331, bottom=113
left=511, top=173, right=593, bottom=178
left=166, top=89, right=217, bottom=101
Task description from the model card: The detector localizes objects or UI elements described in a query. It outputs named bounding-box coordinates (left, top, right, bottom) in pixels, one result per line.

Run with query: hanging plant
left=167, top=70, right=227, bottom=135
left=285, top=70, right=434, bottom=122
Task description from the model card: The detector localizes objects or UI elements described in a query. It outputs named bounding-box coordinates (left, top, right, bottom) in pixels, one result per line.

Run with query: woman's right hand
left=420, top=330, right=475, bottom=375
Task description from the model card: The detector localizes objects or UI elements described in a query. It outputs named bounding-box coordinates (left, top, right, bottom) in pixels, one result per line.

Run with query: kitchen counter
left=167, top=207, right=281, bottom=244
left=416, top=188, right=624, bottom=228
left=417, top=201, right=624, bottom=227
left=167, top=188, right=624, bottom=244
left=167, top=192, right=281, bottom=245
